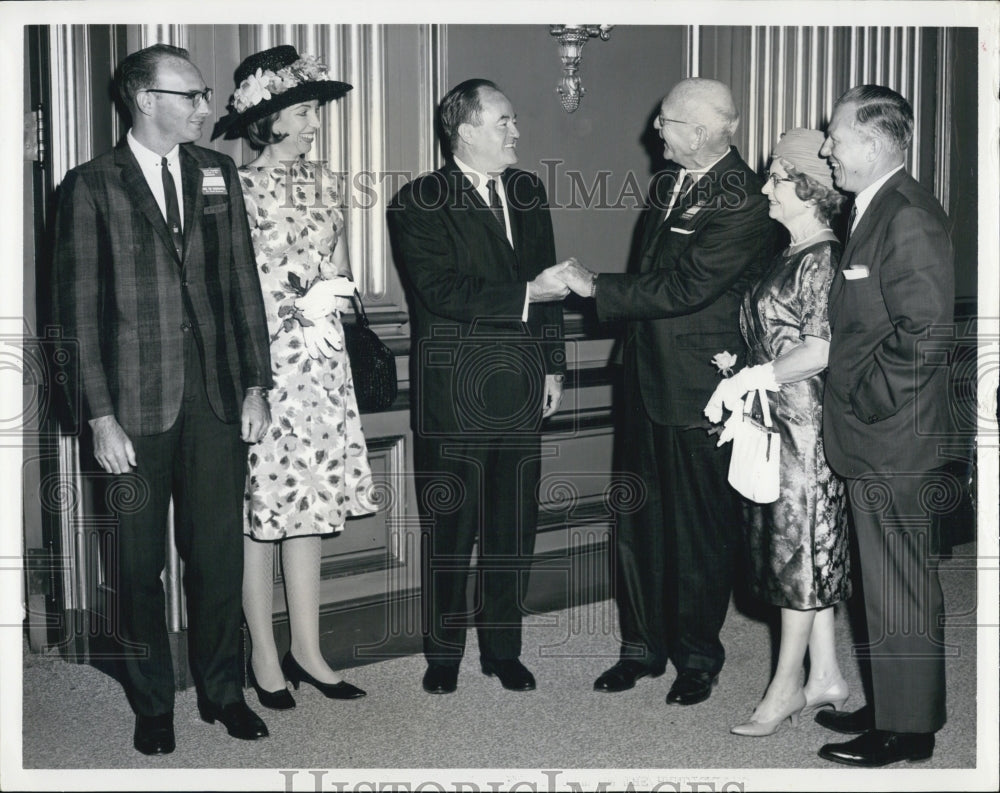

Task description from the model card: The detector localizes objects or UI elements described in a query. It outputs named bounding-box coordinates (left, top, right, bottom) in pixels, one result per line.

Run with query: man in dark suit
left=52, top=44, right=273, bottom=754
left=816, top=85, right=953, bottom=767
left=558, top=78, right=777, bottom=705
left=388, top=79, right=569, bottom=695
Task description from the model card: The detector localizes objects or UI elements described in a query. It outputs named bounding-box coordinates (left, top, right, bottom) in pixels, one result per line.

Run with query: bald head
left=665, top=78, right=739, bottom=140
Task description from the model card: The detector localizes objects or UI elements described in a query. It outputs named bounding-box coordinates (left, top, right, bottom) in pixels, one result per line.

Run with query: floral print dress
left=240, top=161, right=374, bottom=540
left=739, top=236, right=850, bottom=609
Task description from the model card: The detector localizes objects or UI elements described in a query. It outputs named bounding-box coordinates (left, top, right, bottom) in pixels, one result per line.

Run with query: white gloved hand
left=703, top=362, right=779, bottom=423
left=715, top=411, right=742, bottom=447
left=295, top=276, right=357, bottom=320
left=300, top=317, right=343, bottom=358
left=704, top=379, right=734, bottom=424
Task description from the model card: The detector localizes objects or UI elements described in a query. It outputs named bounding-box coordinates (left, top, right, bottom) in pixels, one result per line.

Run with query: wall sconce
left=549, top=24, right=614, bottom=113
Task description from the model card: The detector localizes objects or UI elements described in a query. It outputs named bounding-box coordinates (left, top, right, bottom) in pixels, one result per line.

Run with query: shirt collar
left=685, top=146, right=732, bottom=181
left=853, top=163, right=905, bottom=222
left=453, top=155, right=502, bottom=192
left=127, top=129, right=180, bottom=167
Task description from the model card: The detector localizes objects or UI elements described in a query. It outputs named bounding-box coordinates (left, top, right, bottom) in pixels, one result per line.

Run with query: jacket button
left=868, top=414, right=878, bottom=423
left=181, top=322, right=191, bottom=332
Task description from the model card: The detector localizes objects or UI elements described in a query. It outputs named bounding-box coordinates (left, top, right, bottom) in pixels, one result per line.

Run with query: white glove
left=704, top=362, right=780, bottom=423
left=295, top=276, right=357, bottom=320
left=301, top=316, right=343, bottom=358
left=715, top=411, right=742, bottom=447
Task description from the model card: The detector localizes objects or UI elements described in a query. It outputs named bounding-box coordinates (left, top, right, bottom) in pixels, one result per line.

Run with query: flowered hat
left=211, top=45, right=352, bottom=140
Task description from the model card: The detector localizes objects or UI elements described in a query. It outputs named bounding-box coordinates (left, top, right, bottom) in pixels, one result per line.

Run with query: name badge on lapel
left=679, top=202, right=705, bottom=221
left=201, top=167, right=227, bottom=195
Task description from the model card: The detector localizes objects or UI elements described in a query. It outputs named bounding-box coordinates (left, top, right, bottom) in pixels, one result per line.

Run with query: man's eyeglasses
left=767, top=173, right=796, bottom=186
left=657, top=116, right=695, bottom=127
left=143, top=88, right=214, bottom=108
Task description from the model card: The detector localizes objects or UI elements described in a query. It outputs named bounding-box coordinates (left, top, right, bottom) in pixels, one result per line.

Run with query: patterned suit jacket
left=52, top=138, right=272, bottom=436
left=823, top=169, right=954, bottom=477
left=595, top=148, right=778, bottom=427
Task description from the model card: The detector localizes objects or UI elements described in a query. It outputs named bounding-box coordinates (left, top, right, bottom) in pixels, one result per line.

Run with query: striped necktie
left=664, top=170, right=694, bottom=221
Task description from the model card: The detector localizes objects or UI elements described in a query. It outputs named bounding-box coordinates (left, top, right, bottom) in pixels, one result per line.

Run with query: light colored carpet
left=13, top=541, right=989, bottom=790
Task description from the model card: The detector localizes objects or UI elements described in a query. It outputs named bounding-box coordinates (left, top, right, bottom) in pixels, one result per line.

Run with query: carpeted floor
left=13, top=540, right=991, bottom=790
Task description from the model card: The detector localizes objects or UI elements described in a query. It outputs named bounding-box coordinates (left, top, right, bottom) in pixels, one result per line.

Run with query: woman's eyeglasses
left=143, top=88, right=214, bottom=108
left=767, top=173, right=795, bottom=186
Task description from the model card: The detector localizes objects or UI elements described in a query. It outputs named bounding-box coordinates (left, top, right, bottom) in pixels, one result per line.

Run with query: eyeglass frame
left=656, top=115, right=700, bottom=129
left=766, top=172, right=796, bottom=186
left=142, top=87, right=214, bottom=107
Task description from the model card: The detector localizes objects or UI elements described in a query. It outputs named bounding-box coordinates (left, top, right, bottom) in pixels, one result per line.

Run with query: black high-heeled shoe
left=248, top=663, right=296, bottom=710
left=280, top=652, right=366, bottom=699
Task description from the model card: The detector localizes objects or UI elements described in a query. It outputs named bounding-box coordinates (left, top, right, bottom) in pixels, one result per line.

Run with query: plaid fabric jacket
left=52, top=138, right=272, bottom=436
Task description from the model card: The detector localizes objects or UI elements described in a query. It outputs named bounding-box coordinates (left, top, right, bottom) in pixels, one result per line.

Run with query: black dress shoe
left=281, top=652, right=366, bottom=699
left=198, top=699, right=269, bottom=740
left=593, top=660, right=665, bottom=693
left=422, top=664, right=459, bottom=694
left=665, top=669, right=718, bottom=706
left=819, top=729, right=935, bottom=767
left=481, top=658, right=536, bottom=691
left=815, top=703, right=873, bottom=734
left=134, top=713, right=175, bottom=755
left=248, top=664, right=296, bottom=710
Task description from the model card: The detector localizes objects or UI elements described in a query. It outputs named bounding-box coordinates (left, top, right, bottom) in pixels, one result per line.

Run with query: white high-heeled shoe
left=730, top=689, right=806, bottom=737
left=803, top=676, right=849, bottom=714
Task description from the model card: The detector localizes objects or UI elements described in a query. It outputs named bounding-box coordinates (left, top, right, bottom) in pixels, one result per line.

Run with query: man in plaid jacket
left=52, top=44, right=272, bottom=755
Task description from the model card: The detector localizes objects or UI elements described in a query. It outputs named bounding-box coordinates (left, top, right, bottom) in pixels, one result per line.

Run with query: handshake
left=527, top=257, right=599, bottom=302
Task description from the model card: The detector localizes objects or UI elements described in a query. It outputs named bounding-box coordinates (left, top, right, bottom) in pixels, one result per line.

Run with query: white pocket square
left=843, top=265, right=869, bottom=280
left=669, top=226, right=696, bottom=235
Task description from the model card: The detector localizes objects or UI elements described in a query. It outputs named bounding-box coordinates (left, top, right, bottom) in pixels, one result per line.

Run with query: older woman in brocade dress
left=705, top=129, right=851, bottom=737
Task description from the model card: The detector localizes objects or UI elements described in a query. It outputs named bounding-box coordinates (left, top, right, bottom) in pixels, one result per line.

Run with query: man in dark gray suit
left=53, top=44, right=273, bottom=754
left=389, top=79, right=569, bottom=696
left=816, top=84, right=953, bottom=767
left=559, top=78, right=777, bottom=706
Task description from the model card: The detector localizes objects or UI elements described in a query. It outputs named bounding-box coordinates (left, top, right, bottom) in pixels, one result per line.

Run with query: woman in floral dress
left=213, top=45, right=374, bottom=708
left=704, top=129, right=850, bottom=737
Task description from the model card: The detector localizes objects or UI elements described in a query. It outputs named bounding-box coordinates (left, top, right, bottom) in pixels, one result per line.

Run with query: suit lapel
left=501, top=169, right=521, bottom=252
left=637, top=171, right=680, bottom=268
left=446, top=162, right=511, bottom=247
left=115, top=140, right=178, bottom=261
left=830, top=170, right=908, bottom=327
left=640, top=151, right=743, bottom=270
left=179, top=145, right=203, bottom=264
left=841, top=169, right=906, bottom=263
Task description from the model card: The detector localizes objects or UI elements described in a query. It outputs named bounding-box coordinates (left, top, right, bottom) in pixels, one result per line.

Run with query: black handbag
left=342, top=291, right=398, bottom=412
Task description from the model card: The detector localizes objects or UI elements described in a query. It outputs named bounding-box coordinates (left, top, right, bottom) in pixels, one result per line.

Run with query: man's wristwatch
left=246, top=386, right=268, bottom=398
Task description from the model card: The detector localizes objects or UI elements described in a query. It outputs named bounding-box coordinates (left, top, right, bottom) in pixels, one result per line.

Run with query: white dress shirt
left=127, top=129, right=184, bottom=230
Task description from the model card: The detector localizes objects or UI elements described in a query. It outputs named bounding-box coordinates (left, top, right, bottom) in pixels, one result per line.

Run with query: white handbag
left=727, top=388, right=781, bottom=503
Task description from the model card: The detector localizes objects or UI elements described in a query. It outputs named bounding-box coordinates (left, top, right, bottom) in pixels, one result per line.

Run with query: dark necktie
left=846, top=204, right=857, bottom=243
left=487, top=177, right=505, bottom=229
left=161, top=156, right=184, bottom=260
